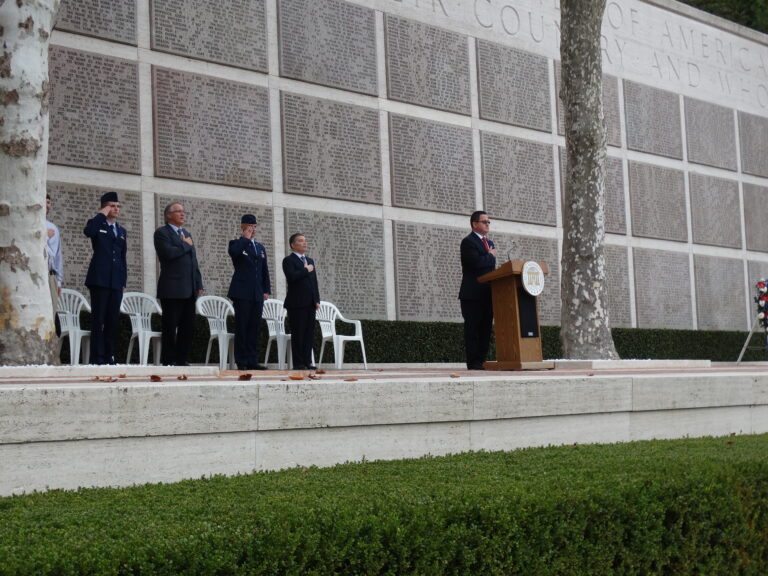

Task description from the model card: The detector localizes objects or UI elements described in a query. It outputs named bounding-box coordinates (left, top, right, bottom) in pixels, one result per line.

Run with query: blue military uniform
left=84, top=192, right=127, bottom=365
left=227, top=215, right=271, bottom=370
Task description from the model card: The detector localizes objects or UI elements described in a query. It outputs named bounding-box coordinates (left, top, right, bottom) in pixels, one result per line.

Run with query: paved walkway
left=2, top=360, right=768, bottom=387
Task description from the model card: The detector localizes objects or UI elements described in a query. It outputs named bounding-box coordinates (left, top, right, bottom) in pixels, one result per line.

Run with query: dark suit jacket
left=282, top=253, right=320, bottom=309
left=227, top=237, right=271, bottom=301
left=83, top=214, right=127, bottom=289
left=154, top=224, right=203, bottom=299
left=459, top=232, right=496, bottom=301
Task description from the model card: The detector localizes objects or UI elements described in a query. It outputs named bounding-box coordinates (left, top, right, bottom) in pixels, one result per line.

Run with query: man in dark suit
left=154, top=202, right=204, bottom=366
left=282, top=233, right=320, bottom=370
left=228, top=214, right=271, bottom=371
left=84, top=191, right=127, bottom=365
left=459, top=211, right=497, bottom=370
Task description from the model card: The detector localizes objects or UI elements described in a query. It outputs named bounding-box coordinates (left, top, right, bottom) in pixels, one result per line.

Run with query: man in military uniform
left=228, top=214, right=271, bottom=370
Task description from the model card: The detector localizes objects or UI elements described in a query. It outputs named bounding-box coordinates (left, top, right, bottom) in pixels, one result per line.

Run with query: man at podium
left=459, top=211, right=497, bottom=369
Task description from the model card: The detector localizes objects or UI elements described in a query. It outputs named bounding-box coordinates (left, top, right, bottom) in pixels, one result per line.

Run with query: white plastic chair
left=317, top=301, right=367, bottom=369
left=196, top=295, right=235, bottom=370
left=262, top=298, right=292, bottom=369
left=56, top=288, right=91, bottom=365
left=120, top=292, right=162, bottom=366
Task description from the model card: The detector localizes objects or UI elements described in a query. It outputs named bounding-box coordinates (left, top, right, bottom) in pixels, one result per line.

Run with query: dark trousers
left=461, top=297, right=493, bottom=369
left=232, top=298, right=263, bottom=368
left=287, top=306, right=316, bottom=369
left=89, top=286, right=123, bottom=365
left=160, top=296, right=196, bottom=365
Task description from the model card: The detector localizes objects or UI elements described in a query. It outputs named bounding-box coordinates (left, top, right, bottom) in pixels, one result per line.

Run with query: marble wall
left=46, top=0, right=768, bottom=333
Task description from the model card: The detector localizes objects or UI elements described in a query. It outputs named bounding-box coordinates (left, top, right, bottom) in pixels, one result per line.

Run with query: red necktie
left=482, top=236, right=490, bottom=252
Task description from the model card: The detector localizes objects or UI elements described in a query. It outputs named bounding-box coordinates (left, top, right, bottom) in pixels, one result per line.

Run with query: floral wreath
left=756, top=279, right=768, bottom=330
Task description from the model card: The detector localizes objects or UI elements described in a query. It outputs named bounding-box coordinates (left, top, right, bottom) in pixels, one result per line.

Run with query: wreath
left=756, top=279, right=768, bottom=330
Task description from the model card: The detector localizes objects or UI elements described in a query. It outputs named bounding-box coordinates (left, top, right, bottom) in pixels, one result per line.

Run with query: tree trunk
left=0, top=0, right=61, bottom=365
left=559, top=0, right=618, bottom=359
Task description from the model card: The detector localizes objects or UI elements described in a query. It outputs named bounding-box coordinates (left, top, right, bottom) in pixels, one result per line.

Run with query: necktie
left=482, top=236, right=490, bottom=252
left=178, top=228, right=184, bottom=239
left=111, top=224, right=117, bottom=237
left=300, top=255, right=307, bottom=265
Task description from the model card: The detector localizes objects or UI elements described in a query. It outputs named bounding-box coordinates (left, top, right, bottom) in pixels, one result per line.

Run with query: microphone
left=507, top=238, right=517, bottom=262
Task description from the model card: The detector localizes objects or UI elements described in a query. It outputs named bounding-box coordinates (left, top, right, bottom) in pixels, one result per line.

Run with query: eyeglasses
left=478, top=219, right=491, bottom=224
left=170, top=210, right=185, bottom=214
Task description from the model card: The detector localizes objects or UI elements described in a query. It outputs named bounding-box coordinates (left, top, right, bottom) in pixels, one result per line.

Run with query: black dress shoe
left=237, top=364, right=249, bottom=371
left=468, top=364, right=485, bottom=370
left=307, top=365, right=317, bottom=370
left=252, top=364, right=268, bottom=370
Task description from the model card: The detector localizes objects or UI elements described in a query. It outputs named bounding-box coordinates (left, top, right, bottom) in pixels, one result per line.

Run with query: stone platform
left=1, top=361, right=767, bottom=496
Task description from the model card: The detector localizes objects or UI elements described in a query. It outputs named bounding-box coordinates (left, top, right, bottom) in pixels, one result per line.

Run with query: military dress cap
left=241, top=214, right=257, bottom=225
left=100, top=191, right=119, bottom=205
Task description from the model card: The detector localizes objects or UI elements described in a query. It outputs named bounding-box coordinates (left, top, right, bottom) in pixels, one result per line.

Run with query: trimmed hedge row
left=63, top=314, right=768, bottom=365
left=1, top=434, right=766, bottom=575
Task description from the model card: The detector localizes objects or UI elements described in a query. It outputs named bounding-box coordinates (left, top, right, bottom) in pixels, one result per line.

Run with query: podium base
left=483, top=360, right=555, bottom=371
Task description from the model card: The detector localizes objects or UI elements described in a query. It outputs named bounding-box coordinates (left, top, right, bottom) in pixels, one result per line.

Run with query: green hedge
left=62, top=315, right=768, bottom=365
left=1, top=434, right=766, bottom=575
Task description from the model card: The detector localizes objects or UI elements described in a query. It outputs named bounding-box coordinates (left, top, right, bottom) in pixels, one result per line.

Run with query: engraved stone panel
left=153, top=67, right=272, bottom=189
left=624, top=81, right=682, bottom=159
left=481, top=132, right=555, bottom=226
left=478, top=41, right=550, bottom=132
left=684, top=98, right=736, bottom=171
left=559, top=148, right=625, bottom=234
left=393, top=222, right=464, bottom=322
left=46, top=183, right=143, bottom=293
left=555, top=65, right=621, bottom=147
left=605, top=245, right=631, bottom=328
left=55, top=0, right=137, bottom=45
left=748, top=261, right=768, bottom=290
left=629, top=162, right=687, bottom=242
left=394, top=223, right=560, bottom=324
left=278, top=0, right=377, bottom=95
left=385, top=15, right=470, bottom=115
left=739, top=112, right=768, bottom=178
left=689, top=174, right=741, bottom=248
left=282, top=92, right=381, bottom=203
left=389, top=115, right=474, bottom=214
left=151, top=0, right=267, bottom=71
left=744, top=184, right=768, bottom=253
left=285, top=210, right=386, bottom=319
left=156, top=195, right=274, bottom=300
left=633, top=248, right=692, bottom=329
left=49, top=47, right=140, bottom=174
left=694, top=255, right=746, bottom=331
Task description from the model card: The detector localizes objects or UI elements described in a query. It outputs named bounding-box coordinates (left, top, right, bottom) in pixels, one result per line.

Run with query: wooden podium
left=478, top=260, right=552, bottom=371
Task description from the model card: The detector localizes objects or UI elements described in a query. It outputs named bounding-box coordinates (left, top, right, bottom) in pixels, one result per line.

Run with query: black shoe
left=468, top=364, right=485, bottom=370
left=252, top=364, right=268, bottom=370
left=307, top=365, right=317, bottom=370
left=237, top=364, right=249, bottom=371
